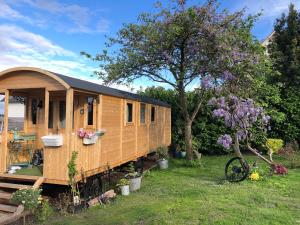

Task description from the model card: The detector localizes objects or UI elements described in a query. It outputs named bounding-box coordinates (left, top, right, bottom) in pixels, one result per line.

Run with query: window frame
left=139, top=103, right=146, bottom=125
left=125, top=101, right=134, bottom=125
left=87, top=97, right=94, bottom=126
left=151, top=105, right=156, bottom=124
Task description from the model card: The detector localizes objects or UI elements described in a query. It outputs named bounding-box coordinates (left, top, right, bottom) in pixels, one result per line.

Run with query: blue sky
left=0, top=0, right=299, bottom=92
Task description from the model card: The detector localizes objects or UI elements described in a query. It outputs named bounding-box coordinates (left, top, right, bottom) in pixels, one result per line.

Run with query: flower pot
left=175, top=151, right=181, bottom=158
left=128, top=176, right=142, bottom=192
left=158, top=159, right=169, bottom=169
left=41, top=135, right=63, bottom=147
left=73, top=195, right=80, bottom=205
left=180, top=151, right=187, bottom=158
left=120, top=185, right=130, bottom=196
left=83, top=136, right=98, bottom=145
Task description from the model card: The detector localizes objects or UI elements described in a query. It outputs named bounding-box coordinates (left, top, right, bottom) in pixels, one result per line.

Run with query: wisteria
left=217, top=135, right=232, bottom=149
left=209, top=95, right=271, bottom=149
left=201, top=75, right=214, bottom=90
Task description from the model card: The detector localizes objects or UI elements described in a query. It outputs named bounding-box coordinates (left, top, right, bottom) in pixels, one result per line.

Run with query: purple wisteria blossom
left=222, top=71, right=236, bottom=80
left=209, top=95, right=271, bottom=150
left=201, top=75, right=214, bottom=90
left=217, top=134, right=232, bottom=149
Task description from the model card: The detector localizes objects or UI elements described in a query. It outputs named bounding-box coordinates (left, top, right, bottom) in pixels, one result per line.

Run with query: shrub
left=36, top=199, right=53, bottom=223
left=249, top=171, right=260, bottom=181
left=266, top=139, right=284, bottom=154
left=157, top=146, right=169, bottom=159
left=273, top=164, right=288, bottom=175
left=11, top=188, right=42, bottom=211
left=117, top=178, right=130, bottom=186
left=278, top=142, right=300, bottom=168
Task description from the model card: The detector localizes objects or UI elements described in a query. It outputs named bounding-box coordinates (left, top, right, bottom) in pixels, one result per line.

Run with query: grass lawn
left=49, top=155, right=300, bottom=225
left=15, top=165, right=43, bottom=176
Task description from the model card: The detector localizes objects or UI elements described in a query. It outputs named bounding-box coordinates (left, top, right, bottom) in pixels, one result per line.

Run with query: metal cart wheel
left=225, top=157, right=250, bottom=182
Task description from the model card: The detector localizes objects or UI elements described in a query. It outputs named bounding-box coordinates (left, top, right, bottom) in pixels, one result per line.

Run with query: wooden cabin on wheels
left=0, top=67, right=171, bottom=189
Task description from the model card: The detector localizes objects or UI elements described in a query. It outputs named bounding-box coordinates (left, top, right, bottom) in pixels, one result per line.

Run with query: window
left=59, top=101, right=66, bottom=128
left=87, top=97, right=94, bottom=125
left=126, top=102, right=133, bottom=123
left=48, top=101, right=54, bottom=128
left=140, top=103, right=146, bottom=124
left=151, top=106, right=155, bottom=122
left=31, top=99, right=37, bottom=124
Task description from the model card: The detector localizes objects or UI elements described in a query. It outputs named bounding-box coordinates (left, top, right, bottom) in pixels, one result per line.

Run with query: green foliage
left=140, top=86, right=232, bottom=155
left=278, top=141, right=300, bottom=168
left=266, top=139, right=284, bottom=153
left=125, top=162, right=141, bottom=178
left=117, top=178, right=130, bottom=186
left=68, top=151, right=79, bottom=196
left=11, top=188, right=42, bottom=211
left=182, top=159, right=203, bottom=168
left=36, top=199, right=54, bottom=223
left=157, top=146, right=169, bottom=159
left=268, top=4, right=300, bottom=143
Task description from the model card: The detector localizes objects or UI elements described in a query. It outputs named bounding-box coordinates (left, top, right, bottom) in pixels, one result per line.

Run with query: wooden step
left=0, top=192, right=12, bottom=200
left=0, top=174, right=39, bottom=182
left=0, top=182, right=31, bottom=190
left=0, top=204, right=17, bottom=213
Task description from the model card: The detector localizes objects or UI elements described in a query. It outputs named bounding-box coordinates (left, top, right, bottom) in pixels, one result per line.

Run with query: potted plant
left=157, top=146, right=169, bottom=169
left=180, top=149, right=187, bottom=158
left=125, top=162, right=142, bottom=192
left=117, top=178, right=130, bottom=196
left=77, top=128, right=98, bottom=145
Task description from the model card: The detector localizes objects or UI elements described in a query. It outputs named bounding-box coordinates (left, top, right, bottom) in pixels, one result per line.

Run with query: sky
left=0, top=0, right=299, bottom=92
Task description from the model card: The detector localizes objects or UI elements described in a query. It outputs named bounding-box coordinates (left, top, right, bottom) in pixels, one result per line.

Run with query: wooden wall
left=1, top=88, right=171, bottom=184
left=59, top=94, right=172, bottom=184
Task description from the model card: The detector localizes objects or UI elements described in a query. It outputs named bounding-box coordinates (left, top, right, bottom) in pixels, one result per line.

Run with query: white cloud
left=3, top=0, right=110, bottom=33
left=0, top=24, right=138, bottom=93
left=0, top=1, right=33, bottom=24
left=0, top=24, right=92, bottom=75
left=235, top=0, right=300, bottom=18
left=0, top=25, right=74, bottom=56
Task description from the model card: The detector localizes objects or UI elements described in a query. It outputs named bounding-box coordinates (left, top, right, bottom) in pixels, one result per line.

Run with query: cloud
left=0, top=1, right=33, bottom=24
left=235, top=0, right=300, bottom=18
left=0, top=24, right=93, bottom=75
left=0, top=24, right=74, bottom=56
left=0, top=24, right=138, bottom=93
left=3, top=0, right=110, bottom=33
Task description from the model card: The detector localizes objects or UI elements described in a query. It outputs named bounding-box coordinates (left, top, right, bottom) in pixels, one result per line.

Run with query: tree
left=83, top=0, right=260, bottom=160
left=269, top=4, right=300, bottom=143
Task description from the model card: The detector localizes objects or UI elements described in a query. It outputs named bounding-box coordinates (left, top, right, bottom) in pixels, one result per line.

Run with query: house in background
left=0, top=96, right=25, bottom=131
left=261, top=31, right=275, bottom=55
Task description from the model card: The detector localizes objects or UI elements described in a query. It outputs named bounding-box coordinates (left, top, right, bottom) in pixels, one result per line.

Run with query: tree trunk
left=184, top=119, right=193, bottom=160
left=178, top=84, right=194, bottom=160
left=233, top=133, right=243, bottom=158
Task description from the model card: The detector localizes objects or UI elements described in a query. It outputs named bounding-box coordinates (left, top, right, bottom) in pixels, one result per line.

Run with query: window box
left=95, top=129, right=106, bottom=137
left=41, top=135, right=63, bottom=147
left=83, top=136, right=98, bottom=145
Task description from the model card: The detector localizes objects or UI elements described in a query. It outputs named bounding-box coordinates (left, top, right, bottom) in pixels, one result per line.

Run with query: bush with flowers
left=11, top=188, right=42, bottom=211
left=273, top=164, right=288, bottom=175
left=249, top=171, right=260, bottom=181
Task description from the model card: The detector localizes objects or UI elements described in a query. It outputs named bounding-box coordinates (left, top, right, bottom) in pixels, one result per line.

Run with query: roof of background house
left=52, top=72, right=171, bottom=108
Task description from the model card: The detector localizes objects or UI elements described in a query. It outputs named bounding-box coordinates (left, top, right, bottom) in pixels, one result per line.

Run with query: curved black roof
left=53, top=72, right=170, bottom=108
